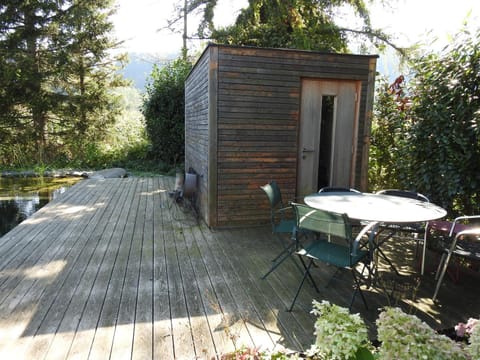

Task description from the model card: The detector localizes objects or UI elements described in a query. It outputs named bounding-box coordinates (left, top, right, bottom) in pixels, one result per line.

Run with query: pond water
left=0, top=177, right=81, bottom=237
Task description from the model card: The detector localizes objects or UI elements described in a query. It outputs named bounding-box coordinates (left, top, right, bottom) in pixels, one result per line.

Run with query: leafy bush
left=369, top=75, right=411, bottom=191
left=407, top=28, right=480, bottom=216
left=468, top=320, right=480, bottom=359
left=377, top=307, right=465, bottom=360
left=142, top=58, right=193, bottom=168
left=310, top=300, right=372, bottom=360
left=370, top=28, right=480, bottom=216
left=221, top=304, right=479, bottom=360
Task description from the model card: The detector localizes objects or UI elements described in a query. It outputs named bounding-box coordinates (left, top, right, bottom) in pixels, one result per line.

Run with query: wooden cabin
left=185, top=44, right=378, bottom=227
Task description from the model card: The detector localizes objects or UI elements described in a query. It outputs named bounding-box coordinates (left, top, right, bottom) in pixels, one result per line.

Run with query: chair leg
left=434, top=253, right=446, bottom=280
left=350, top=265, right=368, bottom=310
left=261, top=245, right=295, bottom=279
left=297, top=255, right=320, bottom=292
left=325, top=267, right=343, bottom=288
left=271, top=244, right=290, bottom=263
left=421, top=228, right=428, bottom=275
left=288, top=259, right=316, bottom=312
left=433, top=252, right=454, bottom=301
left=261, top=242, right=305, bottom=279
left=271, top=234, right=294, bottom=262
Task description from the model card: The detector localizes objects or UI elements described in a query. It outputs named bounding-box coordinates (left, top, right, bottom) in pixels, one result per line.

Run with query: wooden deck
left=0, top=177, right=479, bottom=359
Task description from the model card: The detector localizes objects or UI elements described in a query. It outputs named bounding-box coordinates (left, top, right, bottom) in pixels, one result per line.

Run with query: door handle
left=302, top=148, right=315, bottom=153
left=302, top=147, right=315, bottom=159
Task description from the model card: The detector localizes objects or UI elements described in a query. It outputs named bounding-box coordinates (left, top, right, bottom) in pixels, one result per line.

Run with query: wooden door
left=297, top=79, right=360, bottom=198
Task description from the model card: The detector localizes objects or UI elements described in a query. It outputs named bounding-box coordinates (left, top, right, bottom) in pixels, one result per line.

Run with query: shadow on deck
left=0, top=177, right=478, bottom=359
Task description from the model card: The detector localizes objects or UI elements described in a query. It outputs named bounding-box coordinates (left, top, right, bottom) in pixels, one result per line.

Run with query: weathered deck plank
left=66, top=177, right=134, bottom=359
left=0, top=177, right=479, bottom=359
left=87, top=177, right=140, bottom=359
left=23, top=180, right=124, bottom=358
left=0, top=180, right=116, bottom=357
left=152, top=177, right=175, bottom=359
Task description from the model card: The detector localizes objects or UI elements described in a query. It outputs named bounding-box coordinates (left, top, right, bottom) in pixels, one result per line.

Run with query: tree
left=0, top=0, right=125, bottom=165
left=142, top=58, right=193, bottom=167
left=210, top=0, right=395, bottom=53
left=162, top=0, right=217, bottom=59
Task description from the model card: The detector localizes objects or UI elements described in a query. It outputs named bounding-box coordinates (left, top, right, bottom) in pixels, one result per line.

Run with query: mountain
left=120, top=52, right=178, bottom=91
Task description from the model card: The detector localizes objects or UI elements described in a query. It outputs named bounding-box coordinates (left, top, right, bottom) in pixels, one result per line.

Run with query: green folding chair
left=288, top=203, right=371, bottom=311
left=260, top=181, right=299, bottom=279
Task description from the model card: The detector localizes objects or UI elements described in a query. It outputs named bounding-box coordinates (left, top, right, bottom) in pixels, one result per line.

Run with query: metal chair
left=260, top=181, right=298, bottom=279
left=432, top=215, right=480, bottom=301
left=318, top=187, right=362, bottom=227
left=376, top=189, right=429, bottom=202
left=318, top=187, right=361, bottom=193
left=376, top=189, right=430, bottom=274
left=287, top=203, right=372, bottom=311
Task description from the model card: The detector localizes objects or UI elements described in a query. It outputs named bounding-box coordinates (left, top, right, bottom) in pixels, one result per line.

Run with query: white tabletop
left=304, top=192, right=447, bottom=223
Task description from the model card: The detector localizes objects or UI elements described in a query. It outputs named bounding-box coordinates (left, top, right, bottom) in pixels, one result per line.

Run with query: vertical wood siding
left=186, top=44, right=377, bottom=227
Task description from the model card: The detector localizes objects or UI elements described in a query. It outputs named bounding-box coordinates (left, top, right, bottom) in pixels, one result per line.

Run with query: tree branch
left=337, top=27, right=408, bottom=56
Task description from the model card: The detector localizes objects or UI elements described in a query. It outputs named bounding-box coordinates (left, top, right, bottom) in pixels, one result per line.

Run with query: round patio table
left=304, top=191, right=447, bottom=275
left=304, top=192, right=446, bottom=224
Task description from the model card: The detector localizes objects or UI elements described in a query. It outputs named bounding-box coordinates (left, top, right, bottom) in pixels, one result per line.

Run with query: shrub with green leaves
left=407, top=28, right=480, bottom=216
left=468, top=321, right=480, bottom=360
left=376, top=307, right=466, bottom=360
left=142, top=58, right=193, bottom=168
left=310, top=300, right=371, bottom=360
left=370, top=28, right=480, bottom=215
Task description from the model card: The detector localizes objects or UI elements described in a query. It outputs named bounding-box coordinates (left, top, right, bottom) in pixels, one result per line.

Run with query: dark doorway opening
left=317, top=95, right=335, bottom=190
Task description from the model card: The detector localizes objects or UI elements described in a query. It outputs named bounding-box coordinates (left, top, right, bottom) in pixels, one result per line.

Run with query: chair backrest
left=292, top=203, right=352, bottom=241
left=318, top=187, right=361, bottom=193
left=260, top=181, right=283, bottom=209
left=376, top=189, right=429, bottom=202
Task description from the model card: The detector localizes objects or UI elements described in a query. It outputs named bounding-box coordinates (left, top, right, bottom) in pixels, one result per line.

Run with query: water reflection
left=0, top=178, right=80, bottom=237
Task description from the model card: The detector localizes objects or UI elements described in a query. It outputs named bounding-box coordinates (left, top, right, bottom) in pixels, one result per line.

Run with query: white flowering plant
left=220, top=304, right=479, bottom=360
left=376, top=307, right=466, bottom=360
left=468, top=320, right=480, bottom=359
left=309, top=300, right=374, bottom=360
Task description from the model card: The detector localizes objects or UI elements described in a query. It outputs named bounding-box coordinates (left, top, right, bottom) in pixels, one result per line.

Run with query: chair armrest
left=455, top=227, right=480, bottom=239
left=446, top=227, right=480, bottom=253
left=275, top=206, right=292, bottom=213
left=450, top=215, right=480, bottom=236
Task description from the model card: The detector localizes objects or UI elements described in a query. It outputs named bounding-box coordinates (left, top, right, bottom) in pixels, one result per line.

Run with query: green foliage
left=310, top=300, right=372, bottom=360
left=100, top=87, right=149, bottom=160
left=370, top=28, right=480, bottom=216
left=210, top=0, right=390, bottom=53
left=376, top=307, right=466, bottom=360
left=0, top=0, right=126, bottom=165
left=54, top=87, right=150, bottom=171
left=142, top=58, right=193, bottom=167
left=0, top=85, right=154, bottom=173
left=369, top=75, right=412, bottom=191
left=468, top=321, right=480, bottom=359
left=219, top=304, right=478, bottom=359
left=407, top=29, right=480, bottom=215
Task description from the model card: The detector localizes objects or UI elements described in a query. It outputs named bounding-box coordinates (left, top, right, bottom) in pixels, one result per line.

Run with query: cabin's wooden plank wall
left=185, top=44, right=377, bottom=227
left=185, top=48, right=211, bottom=223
